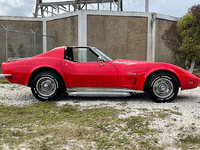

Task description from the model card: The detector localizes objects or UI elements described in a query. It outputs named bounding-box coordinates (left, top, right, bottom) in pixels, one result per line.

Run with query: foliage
left=0, top=68, right=9, bottom=84
left=0, top=78, right=10, bottom=84
left=162, top=4, right=200, bottom=68
left=162, top=22, right=184, bottom=68
left=17, top=42, right=25, bottom=58
left=8, top=44, right=15, bottom=57
left=193, top=71, right=200, bottom=78
left=177, top=13, right=200, bottom=62
left=188, top=4, right=200, bottom=23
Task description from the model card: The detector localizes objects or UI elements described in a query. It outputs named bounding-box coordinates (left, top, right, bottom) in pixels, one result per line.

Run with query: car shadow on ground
left=57, top=92, right=148, bottom=101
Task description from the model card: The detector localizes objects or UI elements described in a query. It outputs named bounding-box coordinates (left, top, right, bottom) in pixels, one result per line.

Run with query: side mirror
left=98, top=56, right=105, bottom=66
left=98, top=56, right=103, bottom=62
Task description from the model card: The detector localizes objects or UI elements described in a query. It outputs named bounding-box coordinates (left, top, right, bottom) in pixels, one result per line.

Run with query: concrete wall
left=0, top=17, right=42, bottom=64
left=0, top=11, right=179, bottom=65
left=155, top=19, right=176, bottom=63
left=87, top=15, right=148, bottom=60
left=46, top=16, right=78, bottom=49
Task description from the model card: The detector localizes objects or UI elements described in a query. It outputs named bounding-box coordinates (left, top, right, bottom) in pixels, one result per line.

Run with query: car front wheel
left=31, top=71, right=64, bottom=101
left=146, top=72, right=179, bottom=103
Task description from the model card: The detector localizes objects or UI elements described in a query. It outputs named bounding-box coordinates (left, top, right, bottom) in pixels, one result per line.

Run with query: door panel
left=61, top=60, right=118, bottom=88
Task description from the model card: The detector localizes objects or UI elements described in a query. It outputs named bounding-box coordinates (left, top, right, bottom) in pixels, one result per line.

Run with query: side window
left=65, top=47, right=74, bottom=61
left=65, top=47, right=98, bottom=62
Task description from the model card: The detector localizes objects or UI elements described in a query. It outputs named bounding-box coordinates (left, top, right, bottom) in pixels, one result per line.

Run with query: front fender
left=136, top=64, right=180, bottom=91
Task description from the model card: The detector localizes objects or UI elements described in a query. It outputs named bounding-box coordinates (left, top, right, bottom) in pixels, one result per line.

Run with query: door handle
left=66, top=63, right=67, bottom=65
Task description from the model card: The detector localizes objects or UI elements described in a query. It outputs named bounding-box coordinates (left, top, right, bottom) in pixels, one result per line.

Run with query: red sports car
left=1, top=46, right=200, bottom=102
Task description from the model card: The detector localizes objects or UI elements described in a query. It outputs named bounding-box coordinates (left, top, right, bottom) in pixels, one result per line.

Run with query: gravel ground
left=0, top=83, right=200, bottom=149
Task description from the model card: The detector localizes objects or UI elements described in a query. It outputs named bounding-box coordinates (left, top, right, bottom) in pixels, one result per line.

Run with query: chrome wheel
left=36, top=77, right=57, bottom=97
left=146, top=72, right=179, bottom=103
left=152, top=78, right=174, bottom=99
left=31, top=71, right=64, bottom=101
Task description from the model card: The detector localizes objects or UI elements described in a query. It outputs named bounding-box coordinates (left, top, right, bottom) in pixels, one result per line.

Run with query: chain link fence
left=0, top=25, right=55, bottom=64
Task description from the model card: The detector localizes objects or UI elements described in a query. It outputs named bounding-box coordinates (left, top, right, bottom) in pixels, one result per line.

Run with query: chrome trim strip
left=68, top=91, right=131, bottom=97
left=67, top=87, right=144, bottom=93
left=0, top=74, right=12, bottom=78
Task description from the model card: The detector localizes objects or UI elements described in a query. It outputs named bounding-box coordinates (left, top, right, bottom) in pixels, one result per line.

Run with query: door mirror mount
left=98, top=56, right=105, bottom=66
left=98, top=56, right=103, bottom=62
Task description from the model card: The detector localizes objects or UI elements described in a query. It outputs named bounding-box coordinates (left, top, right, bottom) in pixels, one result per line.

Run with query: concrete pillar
left=43, top=20, right=47, bottom=53
left=147, top=13, right=156, bottom=62
left=78, top=10, right=87, bottom=46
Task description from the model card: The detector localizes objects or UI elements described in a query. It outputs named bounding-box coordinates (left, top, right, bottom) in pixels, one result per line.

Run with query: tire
left=31, top=71, right=64, bottom=101
left=146, top=72, right=179, bottom=103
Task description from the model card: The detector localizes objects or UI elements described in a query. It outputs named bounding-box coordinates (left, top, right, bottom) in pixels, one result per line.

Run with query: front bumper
left=0, top=74, right=12, bottom=78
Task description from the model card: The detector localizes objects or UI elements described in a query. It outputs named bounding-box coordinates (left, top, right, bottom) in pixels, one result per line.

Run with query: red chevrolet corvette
left=1, top=46, right=200, bottom=102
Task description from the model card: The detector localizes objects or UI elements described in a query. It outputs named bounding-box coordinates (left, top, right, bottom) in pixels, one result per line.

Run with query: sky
left=0, top=0, right=199, bottom=18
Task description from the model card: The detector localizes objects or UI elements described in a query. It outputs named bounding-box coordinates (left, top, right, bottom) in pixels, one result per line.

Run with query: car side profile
left=1, top=46, right=200, bottom=102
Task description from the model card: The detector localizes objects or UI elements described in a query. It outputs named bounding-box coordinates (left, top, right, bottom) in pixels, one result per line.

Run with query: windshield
left=92, top=47, right=113, bottom=61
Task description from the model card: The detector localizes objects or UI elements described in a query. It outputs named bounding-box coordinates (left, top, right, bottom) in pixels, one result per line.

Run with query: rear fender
left=28, top=65, right=69, bottom=89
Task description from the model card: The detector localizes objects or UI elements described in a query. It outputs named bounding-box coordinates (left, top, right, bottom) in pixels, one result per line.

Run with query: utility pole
left=145, top=0, right=149, bottom=12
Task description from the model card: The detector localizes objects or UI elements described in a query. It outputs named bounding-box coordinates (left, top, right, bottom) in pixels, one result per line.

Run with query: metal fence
left=0, top=25, right=55, bottom=63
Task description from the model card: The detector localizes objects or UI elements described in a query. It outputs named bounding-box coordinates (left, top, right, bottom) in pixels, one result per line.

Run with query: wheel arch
left=28, top=67, right=66, bottom=90
left=143, top=70, right=180, bottom=92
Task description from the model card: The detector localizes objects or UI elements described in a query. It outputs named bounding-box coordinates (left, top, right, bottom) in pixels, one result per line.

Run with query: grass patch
left=175, top=134, right=200, bottom=150
left=0, top=78, right=9, bottom=84
left=141, top=109, right=182, bottom=120
left=180, top=135, right=200, bottom=144
left=0, top=102, right=165, bottom=149
left=122, top=116, right=155, bottom=135
left=0, top=102, right=122, bottom=128
left=194, top=71, right=200, bottom=78
left=193, top=71, right=200, bottom=86
left=0, top=67, right=10, bottom=84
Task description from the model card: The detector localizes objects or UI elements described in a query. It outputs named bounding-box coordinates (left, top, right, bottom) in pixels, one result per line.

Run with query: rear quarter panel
left=2, top=57, right=68, bottom=87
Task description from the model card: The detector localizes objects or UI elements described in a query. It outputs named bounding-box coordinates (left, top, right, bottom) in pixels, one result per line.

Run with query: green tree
left=162, top=22, right=184, bottom=68
left=17, top=42, right=25, bottom=58
left=162, top=4, right=200, bottom=72
left=188, top=4, right=200, bottom=23
left=177, top=13, right=200, bottom=72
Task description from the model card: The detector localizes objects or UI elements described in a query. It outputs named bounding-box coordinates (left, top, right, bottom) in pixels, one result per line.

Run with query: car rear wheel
left=31, top=71, right=64, bottom=101
left=146, top=72, right=179, bottom=103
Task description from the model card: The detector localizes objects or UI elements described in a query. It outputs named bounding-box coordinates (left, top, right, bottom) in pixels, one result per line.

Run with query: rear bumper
left=0, top=74, right=12, bottom=78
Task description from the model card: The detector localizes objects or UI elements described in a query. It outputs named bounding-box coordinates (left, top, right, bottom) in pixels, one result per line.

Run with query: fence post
left=2, top=25, right=11, bottom=61
left=30, top=29, right=38, bottom=56
left=53, top=28, right=55, bottom=48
